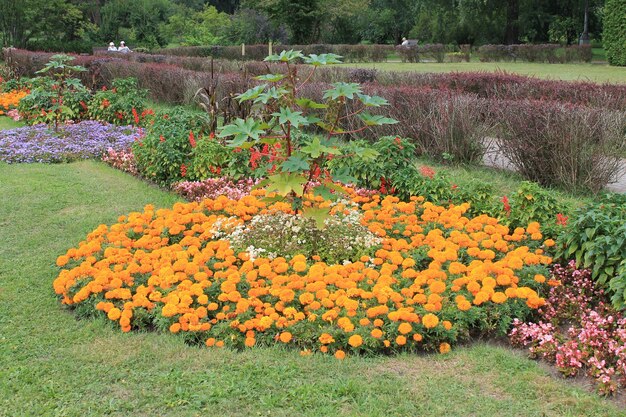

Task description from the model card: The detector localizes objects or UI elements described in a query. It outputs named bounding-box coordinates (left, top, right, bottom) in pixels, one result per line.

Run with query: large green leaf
left=235, top=84, right=267, bottom=102
left=323, top=82, right=362, bottom=100
left=255, top=74, right=286, bottom=82
left=302, top=206, right=330, bottom=229
left=281, top=156, right=310, bottom=173
left=300, top=137, right=342, bottom=158
left=267, top=173, right=307, bottom=196
left=254, top=86, right=289, bottom=104
left=357, top=93, right=389, bottom=107
left=272, top=107, right=310, bottom=128
left=218, top=118, right=266, bottom=147
left=264, top=50, right=304, bottom=62
left=303, top=53, right=343, bottom=66
left=295, top=98, right=328, bottom=109
left=358, top=113, right=399, bottom=126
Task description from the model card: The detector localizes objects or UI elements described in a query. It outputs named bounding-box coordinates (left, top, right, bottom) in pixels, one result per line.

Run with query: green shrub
left=556, top=194, right=626, bottom=308
left=328, top=136, right=416, bottom=190
left=190, top=134, right=252, bottom=180
left=506, top=182, right=566, bottom=238
left=18, top=76, right=91, bottom=125
left=87, top=78, right=147, bottom=125
left=603, top=0, right=626, bottom=66
left=132, top=108, right=209, bottom=185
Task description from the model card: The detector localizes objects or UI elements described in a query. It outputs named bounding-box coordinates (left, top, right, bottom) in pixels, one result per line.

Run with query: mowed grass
left=340, top=61, right=626, bottom=84
left=1, top=160, right=624, bottom=416
left=0, top=115, right=24, bottom=130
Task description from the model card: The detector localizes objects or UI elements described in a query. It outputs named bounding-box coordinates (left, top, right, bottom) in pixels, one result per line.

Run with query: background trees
left=0, top=0, right=609, bottom=51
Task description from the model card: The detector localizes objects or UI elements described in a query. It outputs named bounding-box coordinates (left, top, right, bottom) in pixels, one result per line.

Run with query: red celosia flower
left=420, top=165, right=435, bottom=179
left=180, top=164, right=187, bottom=177
left=209, top=132, right=215, bottom=139
left=249, top=149, right=261, bottom=169
left=159, top=135, right=165, bottom=142
left=502, top=195, right=511, bottom=215
left=395, top=137, right=404, bottom=149
left=379, top=177, right=388, bottom=194
left=102, top=99, right=110, bottom=108
left=189, top=131, right=196, bottom=147
left=556, top=213, right=568, bottom=226
left=132, top=108, right=139, bottom=125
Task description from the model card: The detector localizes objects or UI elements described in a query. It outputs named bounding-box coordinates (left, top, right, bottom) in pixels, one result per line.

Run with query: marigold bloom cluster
left=0, top=89, right=28, bottom=115
left=54, top=190, right=554, bottom=357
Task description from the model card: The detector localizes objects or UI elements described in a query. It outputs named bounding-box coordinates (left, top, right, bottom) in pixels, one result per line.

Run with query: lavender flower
left=0, top=121, right=139, bottom=163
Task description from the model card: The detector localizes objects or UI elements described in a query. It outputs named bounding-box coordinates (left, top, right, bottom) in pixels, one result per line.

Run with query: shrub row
left=156, top=44, right=396, bottom=62
left=156, top=43, right=592, bottom=64
left=477, top=44, right=592, bottom=63
left=6, top=48, right=626, bottom=111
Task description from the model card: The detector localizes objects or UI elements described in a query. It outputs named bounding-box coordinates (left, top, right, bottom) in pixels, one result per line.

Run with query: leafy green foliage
left=132, top=108, right=209, bottom=185
left=556, top=194, right=626, bottom=308
left=217, top=50, right=395, bottom=213
left=18, top=76, right=90, bottom=126
left=190, top=135, right=252, bottom=181
left=87, top=78, right=147, bottom=126
left=21, top=54, right=87, bottom=129
left=507, top=182, right=566, bottom=238
left=603, top=0, right=626, bottom=66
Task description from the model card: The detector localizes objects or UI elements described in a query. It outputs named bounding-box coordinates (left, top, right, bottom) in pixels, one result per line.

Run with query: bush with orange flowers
left=53, top=188, right=556, bottom=357
left=0, top=89, right=28, bottom=115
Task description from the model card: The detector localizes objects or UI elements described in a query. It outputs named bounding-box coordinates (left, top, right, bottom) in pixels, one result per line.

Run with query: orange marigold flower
left=534, top=274, right=546, bottom=284
left=348, top=334, right=363, bottom=348
left=107, top=307, right=121, bottom=321
left=279, top=332, right=292, bottom=343
left=491, top=292, right=507, bottom=304
left=395, top=335, right=407, bottom=346
left=422, top=313, right=439, bottom=329
left=439, top=342, right=451, bottom=354
left=334, top=350, right=346, bottom=360
left=56, top=255, right=70, bottom=267
left=398, top=322, right=413, bottom=334
left=371, top=328, right=383, bottom=338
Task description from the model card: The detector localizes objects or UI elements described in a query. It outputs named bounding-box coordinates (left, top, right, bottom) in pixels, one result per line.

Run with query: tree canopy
left=0, top=0, right=607, bottom=51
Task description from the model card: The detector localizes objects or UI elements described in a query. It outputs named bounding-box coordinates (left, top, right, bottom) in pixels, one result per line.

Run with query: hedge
left=603, top=0, right=626, bottom=66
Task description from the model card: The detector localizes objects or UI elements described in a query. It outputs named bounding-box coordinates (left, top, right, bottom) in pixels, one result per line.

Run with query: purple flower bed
left=0, top=121, right=139, bottom=163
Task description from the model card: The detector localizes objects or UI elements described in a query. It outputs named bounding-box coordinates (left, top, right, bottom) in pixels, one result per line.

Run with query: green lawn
left=340, top=61, right=626, bottom=84
left=1, top=160, right=623, bottom=416
left=0, top=115, right=24, bottom=130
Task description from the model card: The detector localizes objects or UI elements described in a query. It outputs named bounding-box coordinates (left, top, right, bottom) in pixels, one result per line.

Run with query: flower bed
left=0, top=89, right=28, bottom=115
left=510, top=261, right=626, bottom=395
left=54, top=190, right=554, bottom=358
left=0, top=121, right=139, bottom=163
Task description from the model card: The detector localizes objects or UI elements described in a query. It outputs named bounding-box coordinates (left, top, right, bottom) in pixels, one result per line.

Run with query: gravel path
left=480, top=138, right=626, bottom=194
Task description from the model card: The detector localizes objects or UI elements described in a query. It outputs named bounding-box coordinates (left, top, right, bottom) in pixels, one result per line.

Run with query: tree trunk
left=504, top=0, right=519, bottom=44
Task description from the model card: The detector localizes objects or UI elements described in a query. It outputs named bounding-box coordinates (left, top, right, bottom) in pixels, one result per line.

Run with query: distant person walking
left=107, top=42, right=117, bottom=52
left=118, top=41, right=131, bottom=53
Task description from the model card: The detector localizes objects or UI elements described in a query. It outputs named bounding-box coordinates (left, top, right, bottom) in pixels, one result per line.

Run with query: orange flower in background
left=334, top=350, right=346, bottom=360
left=52, top=191, right=553, bottom=356
left=439, top=343, right=451, bottom=354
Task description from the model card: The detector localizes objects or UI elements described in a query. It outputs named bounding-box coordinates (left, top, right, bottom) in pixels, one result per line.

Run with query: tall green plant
left=217, top=50, right=397, bottom=225
left=34, top=54, right=86, bottom=130
left=556, top=194, right=626, bottom=308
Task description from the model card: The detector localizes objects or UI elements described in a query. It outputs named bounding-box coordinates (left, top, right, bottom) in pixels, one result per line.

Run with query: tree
left=603, top=0, right=626, bottom=65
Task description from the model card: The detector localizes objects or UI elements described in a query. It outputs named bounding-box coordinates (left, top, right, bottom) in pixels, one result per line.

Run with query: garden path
left=481, top=138, right=626, bottom=193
